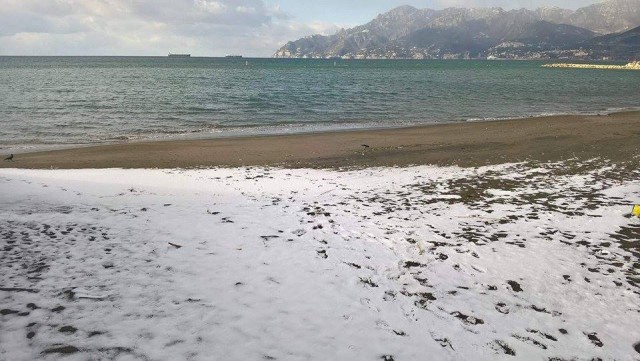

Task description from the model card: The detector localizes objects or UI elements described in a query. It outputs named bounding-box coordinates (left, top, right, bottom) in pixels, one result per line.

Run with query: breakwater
left=543, top=61, right=640, bottom=70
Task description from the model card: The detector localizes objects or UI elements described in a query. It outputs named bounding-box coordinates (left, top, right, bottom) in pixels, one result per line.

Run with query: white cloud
left=0, top=0, right=333, bottom=56
left=412, top=0, right=600, bottom=10
left=195, top=0, right=227, bottom=14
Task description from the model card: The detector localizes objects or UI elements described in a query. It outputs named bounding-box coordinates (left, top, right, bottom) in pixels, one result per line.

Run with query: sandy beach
left=2, top=111, right=639, bottom=360
left=3, top=111, right=639, bottom=169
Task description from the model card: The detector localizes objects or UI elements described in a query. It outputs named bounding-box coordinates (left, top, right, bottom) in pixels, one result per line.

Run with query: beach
left=3, top=111, right=640, bottom=169
left=1, top=158, right=639, bottom=360
left=2, top=2, right=640, bottom=359
left=2, top=112, right=640, bottom=360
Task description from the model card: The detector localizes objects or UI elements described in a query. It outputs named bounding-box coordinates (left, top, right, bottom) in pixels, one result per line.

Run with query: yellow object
left=633, top=205, right=640, bottom=217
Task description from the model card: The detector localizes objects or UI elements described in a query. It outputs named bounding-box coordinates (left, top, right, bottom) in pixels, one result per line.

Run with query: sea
left=1, top=56, right=639, bottom=152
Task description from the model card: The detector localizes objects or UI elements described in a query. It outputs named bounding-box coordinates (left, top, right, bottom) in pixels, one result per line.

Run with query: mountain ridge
left=274, top=0, right=640, bottom=60
left=579, top=25, right=640, bottom=59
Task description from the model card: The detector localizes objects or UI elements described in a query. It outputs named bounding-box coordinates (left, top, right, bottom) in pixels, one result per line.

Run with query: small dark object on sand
left=168, top=242, right=183, bottom=249
left=361, top=144, right=370, bottom=148
left=507, top=280, right=523, bottom=292
left=4, top=154, right=13, bottom=161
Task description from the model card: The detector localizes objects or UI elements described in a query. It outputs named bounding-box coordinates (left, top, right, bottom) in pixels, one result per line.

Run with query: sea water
left=1, top=56, right=639, bottom=152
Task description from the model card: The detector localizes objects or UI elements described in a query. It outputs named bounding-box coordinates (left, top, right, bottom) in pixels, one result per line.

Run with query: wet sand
left=2, top=111, right=639, bottom=169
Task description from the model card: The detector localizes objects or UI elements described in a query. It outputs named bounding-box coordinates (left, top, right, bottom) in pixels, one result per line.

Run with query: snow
left=1, top=160, right=639, bottom=360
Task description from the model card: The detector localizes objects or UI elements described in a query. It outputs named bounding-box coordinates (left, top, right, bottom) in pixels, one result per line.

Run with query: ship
left=168, top=53, right=191, bottom=58
left=225, top=55, right=243, bottom=59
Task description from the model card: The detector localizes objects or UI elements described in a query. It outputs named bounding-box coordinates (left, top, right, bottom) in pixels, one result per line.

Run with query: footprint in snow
left=451, top=311, right=484, bottom=326
left=585, top=332, right=603, bottom=347
left=495, top=303, right=510, bottom=314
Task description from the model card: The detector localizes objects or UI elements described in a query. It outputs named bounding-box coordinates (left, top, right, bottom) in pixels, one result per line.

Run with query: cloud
left=0, top=0, right=333, bottom=56
left=422, top=0, right=599, bottom=10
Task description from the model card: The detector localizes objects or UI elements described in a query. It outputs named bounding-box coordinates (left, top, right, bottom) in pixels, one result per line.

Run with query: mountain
left=273, top=0, right=640, bottom=60
left=579, top=25, right=640, bottom=59
left=568, top=0, right=640, bottom=34
left=396, top=20, right=595, bottom=59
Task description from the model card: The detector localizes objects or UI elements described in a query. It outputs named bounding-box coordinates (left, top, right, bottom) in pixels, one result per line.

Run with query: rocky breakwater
left=543, top=61, right=640, bottom=70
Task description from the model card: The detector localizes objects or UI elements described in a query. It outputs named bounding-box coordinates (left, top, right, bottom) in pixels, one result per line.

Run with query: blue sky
left=0, top=0, right=602, bottom=56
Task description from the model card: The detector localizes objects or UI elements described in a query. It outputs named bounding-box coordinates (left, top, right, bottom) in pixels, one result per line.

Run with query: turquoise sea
left=1, top=56, right=639, bottom=152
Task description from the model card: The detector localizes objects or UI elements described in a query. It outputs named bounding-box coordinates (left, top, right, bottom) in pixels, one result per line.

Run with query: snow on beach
left=1, top=160, right=639, bottom=360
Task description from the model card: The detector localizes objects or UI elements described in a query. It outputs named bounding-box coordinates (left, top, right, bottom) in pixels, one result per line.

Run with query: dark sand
left=2, top=112, right=639, bottom=169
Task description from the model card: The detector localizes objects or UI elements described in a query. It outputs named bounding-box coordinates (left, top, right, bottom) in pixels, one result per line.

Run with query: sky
left=0, top=0, right=602, bottom=57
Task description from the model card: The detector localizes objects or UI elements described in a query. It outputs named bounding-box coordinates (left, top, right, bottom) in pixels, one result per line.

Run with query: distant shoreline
left=2, top=111, right=638, bottom=170
left=0, top=56, right=635, bottom=62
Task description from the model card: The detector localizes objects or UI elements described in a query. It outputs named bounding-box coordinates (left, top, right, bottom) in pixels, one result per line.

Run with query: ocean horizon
left=1, top=56, right=639, bottom=152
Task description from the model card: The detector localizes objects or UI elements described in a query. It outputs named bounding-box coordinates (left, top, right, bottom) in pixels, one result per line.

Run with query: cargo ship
left=225, top=55, right=243, bottom=59
left=168, top=53, right=191, bottom=58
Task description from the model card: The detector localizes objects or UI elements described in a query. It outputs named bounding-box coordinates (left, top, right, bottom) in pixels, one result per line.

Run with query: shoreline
left=2, top=111, right=639, bottom=169
left=7, top=107, right=637, bottom=156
